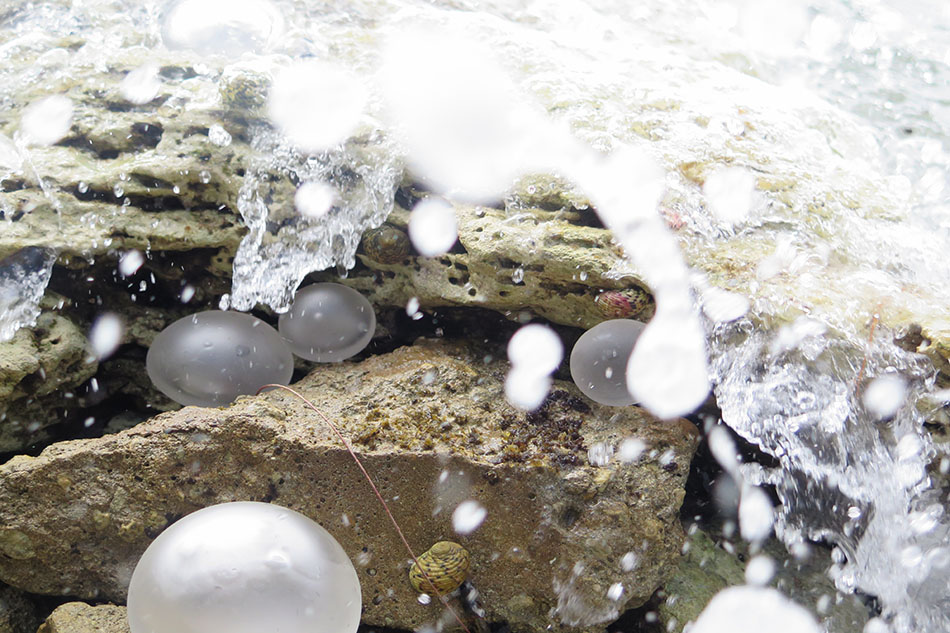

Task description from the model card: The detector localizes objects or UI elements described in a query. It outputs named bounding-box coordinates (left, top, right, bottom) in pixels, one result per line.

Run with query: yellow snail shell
left=408, top=541, right=471, bottom=594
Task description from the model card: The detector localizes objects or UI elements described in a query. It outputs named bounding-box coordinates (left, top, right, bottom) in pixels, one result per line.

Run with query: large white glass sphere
left=146, top=311, right=293, bottom=407
left=569, top=319, right=645, bottom=406
left=278, top=283, right=375, bottom=362
left=127, top=502, right=361, bottom=633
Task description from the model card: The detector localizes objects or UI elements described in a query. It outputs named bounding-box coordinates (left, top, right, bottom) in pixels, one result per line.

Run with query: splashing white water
left=227, top=128, right=402, bottom=312
left=0, top=248, right=56, bottom=342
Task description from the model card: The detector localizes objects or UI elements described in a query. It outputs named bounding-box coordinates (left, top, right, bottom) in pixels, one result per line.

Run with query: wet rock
left=0, top=583, right=40, bottom=633
left=0, top=339, right=698, bottom=633
left=329, top=204, right=654, bottom=330
left=36, top=603, right=128, bottom=633
left=0, top=310, right=95, bottom=452
left=655, top=530, right=870, bottom=633
left=656, top=530, right=744, bottom=631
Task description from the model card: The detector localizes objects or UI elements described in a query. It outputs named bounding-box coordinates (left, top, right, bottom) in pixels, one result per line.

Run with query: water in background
left=1, top=0, right=950, bottom=631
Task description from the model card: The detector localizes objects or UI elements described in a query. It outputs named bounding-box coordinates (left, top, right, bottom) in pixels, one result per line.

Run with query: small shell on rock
left=408, top=541, right=471, bottom=594
left=595, top=289, right=649, bottom=319
left=362, top=224, right=411, bottom=264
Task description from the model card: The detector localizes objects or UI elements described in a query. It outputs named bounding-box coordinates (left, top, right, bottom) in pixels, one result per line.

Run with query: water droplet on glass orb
left=569, top=319, right=646, bottom=406
left=278, top=283, right=375, bottom=362
left=146, top=311, right=293, bottom=407
left=127, top=502, right=361, bottom=633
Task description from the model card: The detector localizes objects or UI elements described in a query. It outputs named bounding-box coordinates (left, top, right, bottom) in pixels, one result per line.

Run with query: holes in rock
left=130, top=173, right=174, bottom=190
left=130, top=122, right=163, bottom=148
left=559, top=505, right=581, bottom=528
left=159, top=65, right=198, bottom=80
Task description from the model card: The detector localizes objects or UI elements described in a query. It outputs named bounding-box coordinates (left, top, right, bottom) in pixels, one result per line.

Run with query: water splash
left=0, top=246, right=56, bottom=342
left=227, top=127, right=402, bottom=312
left=711, top=320, right=948, bottom=632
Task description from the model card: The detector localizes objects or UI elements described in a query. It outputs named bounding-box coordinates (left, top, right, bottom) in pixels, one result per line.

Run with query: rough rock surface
left=656, top=530, right=744, bottom=631
left=0, top=584, right=39, bottom=633
left=36, top=603, right=128, bottom=633
left=0, top=339, right=698, bottom=632
left=0, top=309, right=95, bottom=452
left=332, top=204, right=653, bottom=330
left=655, top=530, right=870, bottom=633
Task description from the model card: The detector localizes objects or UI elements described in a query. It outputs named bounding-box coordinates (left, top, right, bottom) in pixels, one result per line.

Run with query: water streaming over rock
left=226, top=126, right=402, bottom=312
left=1, top=0, right=950, bottom=630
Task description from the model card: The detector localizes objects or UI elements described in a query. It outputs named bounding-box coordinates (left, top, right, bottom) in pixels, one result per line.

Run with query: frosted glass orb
left=278, top=283, right=375, bottom=362
left=146, top=311, right=293, bottom=407
left=570, top=319, right=645, bottom=406
left=127, top=502, right=361, bottom=633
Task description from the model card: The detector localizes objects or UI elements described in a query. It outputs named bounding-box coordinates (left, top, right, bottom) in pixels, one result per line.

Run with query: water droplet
left=452, top=500, right=487, bottom=534
left=208, top=124, right=232, bottom=147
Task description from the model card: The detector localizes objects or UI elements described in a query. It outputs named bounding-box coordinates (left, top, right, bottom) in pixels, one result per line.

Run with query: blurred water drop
left=703, top=167, right=756, bottom=225
left=208, top=124, right=232, bottom=147
left=626, top=314, right=710, bottom=419
left=700, top=287, right=750, bottom=323
left=863, top=374, right=907, bottom=419
left=507, top=324, right=562, bottom=374
left=408, top=199, right=458, bottom=257
left=739, top=485, right=774, bottom=543
left=452, top=500, right=486, bottom=534
left=119, top=250, right=145, bottom=278
left=618, top=438, right=646, bottom=463
left=587, top=442, right=613, bottom=466
left=89, top=313, right=124, bottom=360
left=692, top=587, right=819, bottom=633
left=406, top=297, right=421, bottom=319
left=606, top=583, right=624, bottom=601
left=620, top=551, right=638, bottom=572
left=295, top=182, right=336, bottom=219
left=161, top=0, right=285, bottom=56
left=21, top=95, right=73, bottom=146
left=268, top=61, right=366, bottom=152
left=120, top=63, right=161, bottom=105
left=745, top=555, right=775, bottom=586
left=504, top=367, right=551, bottom=411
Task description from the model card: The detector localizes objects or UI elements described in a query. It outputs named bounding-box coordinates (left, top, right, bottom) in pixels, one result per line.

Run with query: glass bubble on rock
left=127, top=502, right=361, bottom=633
left=569, top=319, right=645, bottom=406
left=146, top=311, right=293, bottom=407
left=278, top=283, right=375, bottom=362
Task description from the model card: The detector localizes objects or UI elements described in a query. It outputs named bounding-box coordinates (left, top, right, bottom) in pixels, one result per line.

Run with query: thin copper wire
left=257, top=383, right=472, bottom=633
left=855, top=306, right=882, bottom=391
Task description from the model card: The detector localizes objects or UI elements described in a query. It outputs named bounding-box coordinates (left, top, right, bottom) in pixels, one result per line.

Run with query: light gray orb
left=146, top=311, right=293, bottom=407
left=570, top=319, right=646, bottom=406
left=278, top=283, right=375, bottom=362
left=127, top=501, right=362, bottom=633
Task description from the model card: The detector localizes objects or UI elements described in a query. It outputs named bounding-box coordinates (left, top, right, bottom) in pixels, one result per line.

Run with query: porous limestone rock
left=0, top=339, right=699, bottom=633
left=36, top=603, right=128, bottom=633
left=0, top=310, right=96, bottom=452
left=329, top=204, right=653, bottom=331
